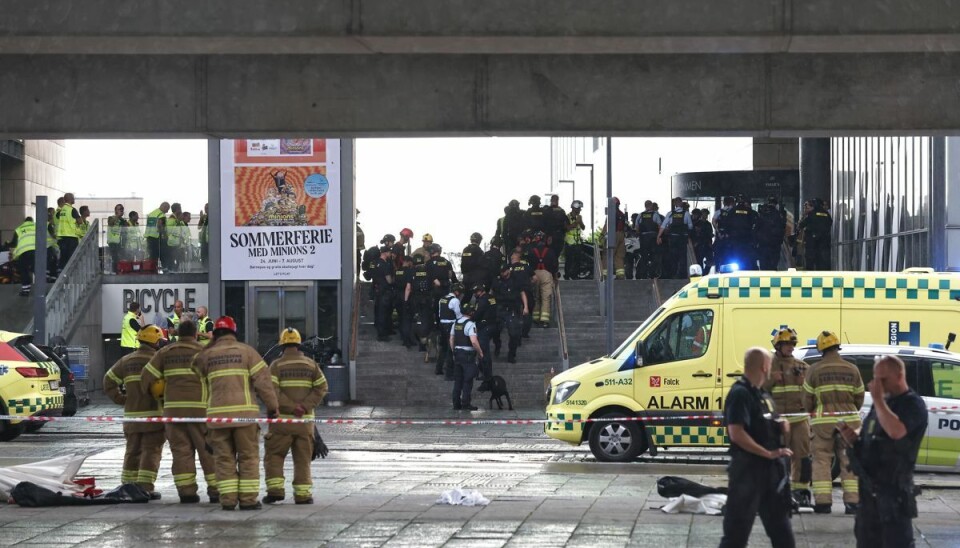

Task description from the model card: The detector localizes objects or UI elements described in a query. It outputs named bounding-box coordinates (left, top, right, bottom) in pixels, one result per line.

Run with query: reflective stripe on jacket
left=103, top=346, right=163, bottom=433
left=141, top=339, right=206, bottom=418
left=191, top=334, right=278, bottom=428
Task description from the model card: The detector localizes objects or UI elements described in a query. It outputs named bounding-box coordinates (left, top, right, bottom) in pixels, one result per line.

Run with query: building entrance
left=247, top=282, right=314, bottom=356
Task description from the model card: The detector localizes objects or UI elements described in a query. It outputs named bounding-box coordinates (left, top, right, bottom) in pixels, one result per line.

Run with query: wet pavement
left=1, top=401, right=959, bottom=547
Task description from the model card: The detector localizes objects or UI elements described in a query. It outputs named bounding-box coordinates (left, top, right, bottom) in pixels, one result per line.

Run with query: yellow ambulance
left=0, top=330, right=65, bottom=442
left=545, top=268, right=960, bottom=462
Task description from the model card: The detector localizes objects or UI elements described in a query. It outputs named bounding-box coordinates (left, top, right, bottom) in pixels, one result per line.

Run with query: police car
left=795, top=343, right=960, bottom=472
left=0, top=331, right=65, bottom=441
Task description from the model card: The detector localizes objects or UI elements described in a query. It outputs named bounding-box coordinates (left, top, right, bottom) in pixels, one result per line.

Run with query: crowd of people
left=721, top=329, right=928, bottom=547
left=611, top=194, right=834, bottom=281
left=359, top=196, right=584, bottom=410
left=107, top=313, right=327, bottom=509
left=106, top=201, right=210, bottom=274
left=6, top=197, right=211, bottom=295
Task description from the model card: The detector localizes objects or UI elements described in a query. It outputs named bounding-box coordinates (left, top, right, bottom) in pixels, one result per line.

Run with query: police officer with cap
left=719, top=347, right=796, bottom=548
left=839, top=355, right=928, bottom=547
left=492, top=263, right=528, bottom=363
left=410, top=254, right=434, bottom=356
left=450, top=302, right=483, bottom=411
left=370, top=245, right=394, bottom=342
left=436, top=282, right=464, bottom=378
left=503, top=199, right=525, bottom=253
left=657, top=197, right=693, bottom=279
left=472, top=283, right=498, bottom=379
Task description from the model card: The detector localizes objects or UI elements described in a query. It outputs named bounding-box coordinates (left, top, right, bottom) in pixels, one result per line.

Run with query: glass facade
left=831, top=137, right=933, bottom=271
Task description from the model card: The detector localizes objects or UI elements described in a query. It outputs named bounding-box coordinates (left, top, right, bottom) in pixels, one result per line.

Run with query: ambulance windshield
left=610, top=307, right=665, bottom=359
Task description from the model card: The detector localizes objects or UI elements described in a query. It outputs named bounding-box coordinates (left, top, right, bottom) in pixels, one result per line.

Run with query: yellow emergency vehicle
left=545, top=268, right=960, bottom=462
left=0, top=330, right=65, bottom=441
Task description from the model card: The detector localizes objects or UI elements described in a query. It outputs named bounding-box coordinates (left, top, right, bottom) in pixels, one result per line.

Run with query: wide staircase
left=561, top=278, right=690, bottom=367
left=354, top=283, right=563, bottom=408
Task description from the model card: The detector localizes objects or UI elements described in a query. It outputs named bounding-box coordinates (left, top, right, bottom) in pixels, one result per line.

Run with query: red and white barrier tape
left=2, top=407, right=958, bottom=427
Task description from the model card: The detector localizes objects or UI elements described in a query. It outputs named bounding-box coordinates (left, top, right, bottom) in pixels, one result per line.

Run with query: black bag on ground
left=11, top=482, right=151, bottom=507
left=656, top=476, right=727, bottom=498
left=312, top=425, right=329, bottom=460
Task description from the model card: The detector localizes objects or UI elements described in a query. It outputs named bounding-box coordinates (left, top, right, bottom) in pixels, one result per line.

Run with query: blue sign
left=304, top=174, right=329, bottom=199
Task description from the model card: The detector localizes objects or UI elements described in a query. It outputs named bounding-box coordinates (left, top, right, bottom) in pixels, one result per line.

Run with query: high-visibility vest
left=198, top=215, right=209, bottom=245
left=167, top=313, right=181, bottom=341
left=120, top=311, right=139, bottom=349
left=107, top=216, right=124, bottom=245
left=178, top=220, right=191, bottom=248
left=124, top=224, right=143, bottom=251
left=166, top=216, right=182, bottom=246
left=77, top=219, right=90, bottom=238
left=12, top=221, right=36, bottom=260
left=144, top=208, right=164, bottom=239
left=57, top=203, right=78, bottom=239
left=564, top=213, right=582, bottom=245
left=198, top=316, right=212, bottom=346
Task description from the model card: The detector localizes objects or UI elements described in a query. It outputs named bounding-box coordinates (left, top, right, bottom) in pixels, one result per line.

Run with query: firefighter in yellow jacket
left=763, top=327, right=813, bottom=507
left=140, top=318, right=218, bottom=504
left=263, top=328, right=329, bottom=505
left=802, top=330, right=864, bottom=514
left=103, top=325, right=165, bottom=499
left=192, top=316, right=279, bottom=511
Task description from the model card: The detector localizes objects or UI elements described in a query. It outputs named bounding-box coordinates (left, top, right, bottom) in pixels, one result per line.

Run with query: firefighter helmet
left=816, top=330, right=841, bottom=352
left=279, top=327, right=302, bottom=346
left=214, top=316, right=238, bottom=334
left=149, top=379, right=166, bottom=400
left=400, top=227, right=413, bottom=238
left=422, top=233, right=434, bottom=242
left=137, top=325, right=164, bottom=345
left=772, top=327, right=798, bottom=348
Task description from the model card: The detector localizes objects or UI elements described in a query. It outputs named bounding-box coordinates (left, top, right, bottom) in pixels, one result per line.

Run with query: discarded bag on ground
left=436, top=487, right=490, bottom=506
left=660, top=493, right=727, bottom=515
left=10, top=481, right=150, bottom=507
left=656, top=476, right=727, bottom=498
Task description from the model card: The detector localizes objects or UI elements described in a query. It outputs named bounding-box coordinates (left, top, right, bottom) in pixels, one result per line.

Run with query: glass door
left=248, top=283, right=314, bottom=356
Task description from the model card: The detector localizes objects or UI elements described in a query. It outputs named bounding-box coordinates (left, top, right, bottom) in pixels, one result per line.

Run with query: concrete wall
left=753, top=138, right=799, bottom=170
left=0, top=140, right=67, bottom=236
left=71, top=285, right=105, bottom=391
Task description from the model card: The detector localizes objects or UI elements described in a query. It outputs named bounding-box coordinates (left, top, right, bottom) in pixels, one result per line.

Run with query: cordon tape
left=2, top=407, right=959, bottom=427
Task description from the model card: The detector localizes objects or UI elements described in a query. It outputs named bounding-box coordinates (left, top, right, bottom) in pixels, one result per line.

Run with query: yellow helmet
left=137, top=325, right=164, bottom=345
left=422, top=233, right=433, bottom=242
left=279, top=327, right=302, bottom=346
left=149, top=379, right=165, bottom=400
left=816, top=330, right=841, bottom=352
left=771, top=327, right=798, bottom=348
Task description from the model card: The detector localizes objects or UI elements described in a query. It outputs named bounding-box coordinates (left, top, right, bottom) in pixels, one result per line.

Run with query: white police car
left=795, top=344, right=960, bottom=472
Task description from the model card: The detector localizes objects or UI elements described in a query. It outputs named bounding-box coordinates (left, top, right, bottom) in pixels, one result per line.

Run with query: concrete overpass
left=2, top=0, right=960, bottom=136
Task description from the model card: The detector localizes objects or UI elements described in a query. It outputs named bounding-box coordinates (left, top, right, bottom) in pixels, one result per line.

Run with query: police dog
left=477, top=375, right=513, bottom=410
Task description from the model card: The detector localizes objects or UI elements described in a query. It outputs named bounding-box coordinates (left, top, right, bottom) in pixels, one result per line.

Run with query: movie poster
left=220, top=139, right=341, bottom=280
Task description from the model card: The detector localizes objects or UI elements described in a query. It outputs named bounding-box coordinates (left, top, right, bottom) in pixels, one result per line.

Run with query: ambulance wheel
left=588, top=413, right=646, bottom=462
left=0, top=403, right=23, bottom=442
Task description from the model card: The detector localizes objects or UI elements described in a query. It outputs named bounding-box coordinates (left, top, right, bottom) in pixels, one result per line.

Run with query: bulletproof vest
left=462, top=244, right=484, bottom=272
left=757, top=207, right=785, bottom=244
left=725, top=205, right=753, bottom=237
left=639, top=211, right=659, bottom=233
left=413, top=266, right=431, bottom=294
left=453, top=318, right=473, bottom=348
left=393, top=268, right=407, bottom=290
left=735, top=379, right=781, bottom=453
left=427, top=258, right=452, bottom=287
left=526, top=207, right=545, bottom=230
left=476, top=294, right=497, bottom=326
left=805, top=209, right=832, bottom=239
left=438, top=295, right=457, bottom=322
left=494, top=277, right=521, bottom=304
left=484, top=249, right=503, bottom=273
left=362, top=246, right=380, bottom=270
left=668, top=209, right=688, bottom=236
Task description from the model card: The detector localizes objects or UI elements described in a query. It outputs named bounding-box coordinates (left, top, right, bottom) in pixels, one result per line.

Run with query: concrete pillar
left=338, top=139, right=357, bottom=401
left=799, top=138, right=831, bottom=208
left=207, top=139, right=222, bottom=315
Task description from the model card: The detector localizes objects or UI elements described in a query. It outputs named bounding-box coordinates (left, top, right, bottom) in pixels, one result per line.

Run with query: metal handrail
left=554, top=280, right=570, bottom=370
left=26, top=219, right=102, bottom=344
left=592, top=238, right=605, bottom=316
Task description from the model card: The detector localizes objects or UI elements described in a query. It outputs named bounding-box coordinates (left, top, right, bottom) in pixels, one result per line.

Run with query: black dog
left=477, top=375, right=513, bottom=410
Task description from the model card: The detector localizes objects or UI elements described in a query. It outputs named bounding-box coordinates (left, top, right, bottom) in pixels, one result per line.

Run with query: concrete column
left=339, top=139, right=357, bottom=401
left=799, top=138, right=831, bottom=208
left=207, top=139, right=222, bottom=315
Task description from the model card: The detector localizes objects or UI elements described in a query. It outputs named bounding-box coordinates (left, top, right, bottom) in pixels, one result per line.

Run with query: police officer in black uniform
left=756, top=197, right=786, bottom=271
left=472, top=283, right=498, bottom=379
left=508, top=251, right=535, bottom=339
left=691, top=209, right=714, bottom=273
left=797, top=198, right=832, bottom=270
left=393, top=256, right=417, bottom=348
left=503, top=199, right=525, bottom=253
left=713, top=196, right=735, bottom=267
left=426, top=243, right=455, bottom=318
left=450, top=302, right=482, bottom=411
left=410, top=255, right=434, bottom=354
left=724, top=194, right=759, bottom=270
left=839, top=355, right=928, bottom=548
left=545, top=194, right=567, bottom=261
left=460, top=233, right=486, bottom=291
left=524, top=195, right=546, bottom=235
left=720, top=347, right=796, bottom=548
left=436, top=283, right=464, bottom=378
left=483, top=237, right=505, bottom=290
left=635, top=201, right=662, bottom=279
left=657, top=197, right=693, bottom=279
left=492, top=264, right=528, bottom=363
left=370, top=246, right=395, bottom=342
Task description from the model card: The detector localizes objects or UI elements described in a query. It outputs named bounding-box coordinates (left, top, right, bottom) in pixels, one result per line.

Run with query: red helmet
left=214, top=316, right=237, bottom=333
left=400, top=228, right=413, bottom=238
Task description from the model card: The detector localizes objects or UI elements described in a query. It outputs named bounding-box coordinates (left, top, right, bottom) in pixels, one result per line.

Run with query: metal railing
left=592, top=239, right=605, bottom=316
left=26, top=220, right=102, bottom=344
left=348, top=281, right=362, bottom=362
left=554, top=280, right=570, bottom=370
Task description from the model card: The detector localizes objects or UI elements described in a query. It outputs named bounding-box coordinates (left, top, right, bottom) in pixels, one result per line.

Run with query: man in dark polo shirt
left=719, top=347, right=796, bottom=548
